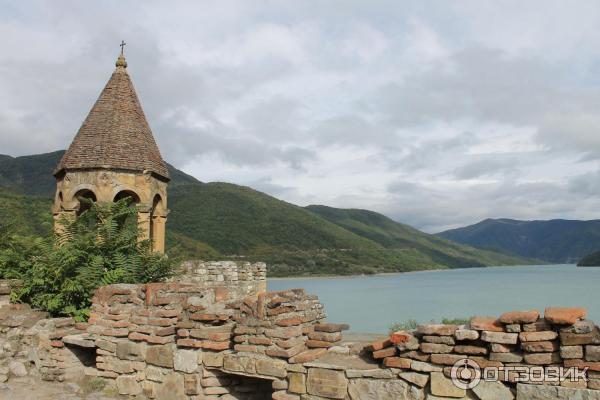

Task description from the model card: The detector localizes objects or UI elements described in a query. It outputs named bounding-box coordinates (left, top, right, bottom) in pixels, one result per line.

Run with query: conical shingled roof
left=54, top=54, right=170, bottom=180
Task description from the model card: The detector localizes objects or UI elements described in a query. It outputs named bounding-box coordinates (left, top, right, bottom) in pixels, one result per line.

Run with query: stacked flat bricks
left=5, top=268, right=600, bottom=400
left=367, top=307, right=600, bottom=399
left=80, top=282, right=355, bottom=399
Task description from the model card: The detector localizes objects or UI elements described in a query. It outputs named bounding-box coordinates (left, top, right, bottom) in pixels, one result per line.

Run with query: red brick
left=545, top=307, right=587, bottom=325
left=314, top=323, right=350, bottom=333
left=276, top=318, right=303, bottom=327
left=288, top=348, right=327, bottom=364
left=499, top=310, right=539, bottom=324
left=367, top=338, right=392, bottom=351
left=129, top=332, right=150, bottom=342
left=390, top=331, right=412, bottom=344
left=470, top=317, right=504, bottom=332
left=372, top=347, right=396, bottom=359
left=306, top=339, right=336, bottom=348
left=383, top=357, right=411, bottom=368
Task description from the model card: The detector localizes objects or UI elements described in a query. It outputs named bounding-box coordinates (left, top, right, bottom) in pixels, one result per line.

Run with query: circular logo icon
left=451, top=358, right=481, bottom=390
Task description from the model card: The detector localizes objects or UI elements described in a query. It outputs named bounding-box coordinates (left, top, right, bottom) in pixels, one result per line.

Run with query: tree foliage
left=1, top=199, right=173, bottom=320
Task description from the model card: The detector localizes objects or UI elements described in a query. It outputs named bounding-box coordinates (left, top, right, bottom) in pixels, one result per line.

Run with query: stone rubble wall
left=4, top=273, right=600, bottom=399
left=0, top=301, right=89, bottom=383
left=364, top=307, right=600, bottom=399
left=172, top=261, right=267, bottom=299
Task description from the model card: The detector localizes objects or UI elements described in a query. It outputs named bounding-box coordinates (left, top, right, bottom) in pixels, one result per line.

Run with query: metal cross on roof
left=120, top=40, right=126, bottom=55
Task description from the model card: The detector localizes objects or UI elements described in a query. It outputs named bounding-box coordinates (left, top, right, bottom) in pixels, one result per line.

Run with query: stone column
left=151, top=215, right=167, bottom=254
left=137, top=210, right=151, bottom=242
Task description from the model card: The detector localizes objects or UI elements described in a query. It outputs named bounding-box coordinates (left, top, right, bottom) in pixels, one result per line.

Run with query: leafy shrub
left=4, top=199, right=173, bottom=320
left=389, top=319, right=419, bottom=333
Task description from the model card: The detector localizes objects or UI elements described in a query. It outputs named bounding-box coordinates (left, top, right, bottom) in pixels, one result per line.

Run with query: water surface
left=268, top=264, right=600, bottom=333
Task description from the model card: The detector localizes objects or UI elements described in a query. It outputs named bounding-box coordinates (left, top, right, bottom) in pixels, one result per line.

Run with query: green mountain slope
left=0, top=189, right=53, bottom=236
left=578, top=250, right=600, bottom=267
left=438, top=218, right=600, bottom=263
left=0, top=151, right=201, bottom=196
left=0, top=151, right=540, bottom=276
left=306, top=205, right=536, bottom=269
left=168, top=183, right=381, bottom=254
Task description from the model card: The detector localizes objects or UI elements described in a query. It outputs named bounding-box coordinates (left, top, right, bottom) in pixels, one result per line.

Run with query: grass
left=389, top=317, right=471, bottom=333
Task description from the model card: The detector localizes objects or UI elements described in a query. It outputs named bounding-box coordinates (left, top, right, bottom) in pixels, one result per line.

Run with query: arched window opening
left=150, top=194, right=166, bottom=252
left=75, top=189, right=96, bottom=216
left=113, top=190, right=140, bottom=205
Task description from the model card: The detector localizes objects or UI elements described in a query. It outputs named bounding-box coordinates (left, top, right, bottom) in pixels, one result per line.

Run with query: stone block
left=156, top=372, right=187, bottom=400
left=523, top=352, right=560, bottom=365
left=116, top=375, right=142, bottom=395
left=519, top=331, right=558, bottom=342
left=223, top=354, right=256, bottom=374
left=399, top=371, right=429, bottom=387
left=383, top=357, right=412, bottom=368
left=308, top=331, right=342, bottom=342
left=471, top=380, right=514, bottom=400
left=587, top=345, right=600, bottom=361
left=521, top=341, right=559, bottom=352
left=489, top=352, right=523, bottom=363
left=423, top=335, right=455, bottom=345
left=288, top=372, right=307, bottom=394
left=480, top=331, right=518, bottom=344
left=420, top=343, right=453, bottom=354
left=560, top=345, right=583, bottom=359
left=347, top=378, right=417, bottom=400
left=146, top=344, right=174, bottom=368
left=522, top=319, right=552, bottom=332
left=410, top=360, right=442, bottom=372
left=174, top=349, right=198, bottom=373
left=203, top=351, right=224, bottom=367
left=430, top=371, right=466, bottom=398
left=289, top=348, right=327, bottom=364
left=455, top=329, right=479, bottom=341
left=307, top=368, right=348, bottom=399
left=256, top=358, right=288, bottom=378
left=116, top=341, right=145, bottom=361
left=454, top=345, right=487, bottom=355
left=417, top=324, right=458, bottom=336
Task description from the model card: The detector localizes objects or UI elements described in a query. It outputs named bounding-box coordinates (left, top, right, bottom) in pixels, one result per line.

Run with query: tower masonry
left=53, top=47, right=170, bottom=253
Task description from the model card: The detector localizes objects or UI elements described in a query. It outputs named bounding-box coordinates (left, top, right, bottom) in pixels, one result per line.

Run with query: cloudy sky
left=1, top=1, right=600, bottom=232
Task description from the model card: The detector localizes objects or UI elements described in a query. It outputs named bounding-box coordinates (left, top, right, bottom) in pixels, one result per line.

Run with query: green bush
left=3, top=199, right=173, bottom=321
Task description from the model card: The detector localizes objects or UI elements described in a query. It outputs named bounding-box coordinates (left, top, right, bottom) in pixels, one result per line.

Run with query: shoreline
left=267, top=263, right=565, bottom=281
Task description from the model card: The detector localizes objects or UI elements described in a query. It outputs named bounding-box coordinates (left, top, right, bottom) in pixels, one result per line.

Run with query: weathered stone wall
left=172, top=260, right=267, bottom=298
left=3, top=273, right=600, bottom=400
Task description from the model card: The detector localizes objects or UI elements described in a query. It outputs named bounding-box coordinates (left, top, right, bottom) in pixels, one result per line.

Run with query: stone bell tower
left=52, top=44, right=170, bottom=253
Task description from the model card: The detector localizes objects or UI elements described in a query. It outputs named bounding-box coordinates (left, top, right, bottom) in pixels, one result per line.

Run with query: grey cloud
left=452, top=156, right=521, bottom=180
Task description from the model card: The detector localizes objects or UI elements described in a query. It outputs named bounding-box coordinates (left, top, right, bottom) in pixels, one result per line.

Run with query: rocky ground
left=0, top=376, right=120, bottom=400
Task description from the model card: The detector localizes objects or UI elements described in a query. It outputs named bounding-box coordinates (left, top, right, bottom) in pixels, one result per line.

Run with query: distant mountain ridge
left=0, top=150, right=201, bottom=196
left=0, top=151, right=537, bottom=276
left=438, top=218, right=600, bottom=263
